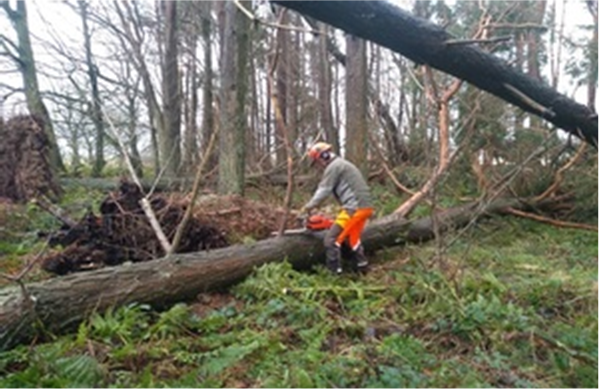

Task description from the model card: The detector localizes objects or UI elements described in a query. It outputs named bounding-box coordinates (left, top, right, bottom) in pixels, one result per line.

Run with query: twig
left=233, top=0, right=319, bottom=35
left=0, top=239, right=50, bottom=283
left=441, top=142, right=552, bottom=253
left=169, top=129, right=218, bottom=255
left=444, top=36, right=511, bottom=46
left=534, top=142, right=587, bottom=202
left=31, top=194, right=77, bottom=227
left=263, top=14, right=296, bottom=237
left=205, top=208, right=242, bottom=216
left=533, top=329, right=597, bottom=366
left=504, top=82, right=556, bottom=118
left=101, top=108, right=172, bottom=254
left=505, top=207, right=597, bottom=231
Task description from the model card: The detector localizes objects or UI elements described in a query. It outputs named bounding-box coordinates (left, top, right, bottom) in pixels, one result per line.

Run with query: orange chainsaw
left=273, top=214, right=334, bottom=235
left=304, top=214, right=334, bottom=231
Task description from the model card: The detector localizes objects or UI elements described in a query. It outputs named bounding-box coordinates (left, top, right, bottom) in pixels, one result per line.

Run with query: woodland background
left=0, top=0, right=597, bottom=387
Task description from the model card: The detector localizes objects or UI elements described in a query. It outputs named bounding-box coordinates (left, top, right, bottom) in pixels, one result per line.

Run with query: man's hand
left=297, top=206, right=312, bottom=225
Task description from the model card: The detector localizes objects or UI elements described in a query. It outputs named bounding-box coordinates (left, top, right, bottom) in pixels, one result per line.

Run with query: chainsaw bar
left=271, top=228, right=310, bottom=236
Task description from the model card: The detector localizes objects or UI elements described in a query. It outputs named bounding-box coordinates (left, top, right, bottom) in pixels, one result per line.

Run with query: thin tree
left=78, top=0, right=105, bottom=177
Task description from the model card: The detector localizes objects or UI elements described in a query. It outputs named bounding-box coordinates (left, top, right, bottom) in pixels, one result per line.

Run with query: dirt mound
left=0, top=115, right=61, bottom=202
left=192, top=194, right=297, bottom=241
left=40, top=180, right=299, bottom=275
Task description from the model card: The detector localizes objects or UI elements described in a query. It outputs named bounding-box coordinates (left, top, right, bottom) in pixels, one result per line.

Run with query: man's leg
left=324, top=223, right=343, bottom=274
left=353, top=244, right=369, bottom=272
left=344, top=208, right=373, bottom=273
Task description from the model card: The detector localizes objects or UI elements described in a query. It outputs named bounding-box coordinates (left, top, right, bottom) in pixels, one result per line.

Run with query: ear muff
left=320, top=150, right=331, bottom=161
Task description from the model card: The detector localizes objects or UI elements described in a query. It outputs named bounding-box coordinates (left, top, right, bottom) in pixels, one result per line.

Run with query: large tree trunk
left=0, top=197, right=551, bottom=351
left=160, top=0, right=182, bottom=177
left=218, top=1, right=250, bottom=195
left=272, top=1, right=598, bottom=148
left=345, top=34, right=368, bottom=173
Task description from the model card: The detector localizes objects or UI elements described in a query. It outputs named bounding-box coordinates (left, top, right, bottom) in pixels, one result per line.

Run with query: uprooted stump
left=40, top=180, right=298, bottom=275
left=41, top=181, right=229, bottom=275
left=0, top=115, right=61, bottom=202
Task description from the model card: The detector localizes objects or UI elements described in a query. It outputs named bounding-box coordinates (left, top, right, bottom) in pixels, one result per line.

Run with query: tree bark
left=345, top=34, right=368, bottom=173
left=218, top=1, right=250, bottom=195
left=0, top=197, right=554, bottom=351
left=160, top=0, right=182, bottom=177
left=272, top=1, right=598, bottom=148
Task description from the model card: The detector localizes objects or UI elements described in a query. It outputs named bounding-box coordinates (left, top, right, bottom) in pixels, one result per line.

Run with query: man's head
left=307, top=142, right=334, bottom=167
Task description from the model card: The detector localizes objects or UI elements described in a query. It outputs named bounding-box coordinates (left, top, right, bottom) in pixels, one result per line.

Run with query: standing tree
left=218, top=0, right=251, bottom=195
left=200, top=1, right=217, bottom=172
left=316, top=23, right=337, bottom=150
left=0, top=0, right=65, bottom=171
left=78, top=0, right=105, bottom=177
left=585, top=0, right=597, bottom=110
left=160, top=0, right=181, bottom=177
left=112, top=0, right=163, bottom=176
left=345, top=34, right=368, bottom=173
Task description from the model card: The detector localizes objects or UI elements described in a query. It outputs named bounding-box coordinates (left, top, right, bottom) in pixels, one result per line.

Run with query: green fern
left=53, top=355, right=105, bottom=387
left=198, top=339, right=262, bottom=377
left=89, top=303, right=150, bottom=344
left=147, top=303, right=192, bottom=340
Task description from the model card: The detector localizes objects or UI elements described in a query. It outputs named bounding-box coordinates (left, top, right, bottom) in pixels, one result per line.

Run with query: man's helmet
left=307, top=142, right=333, bottom=162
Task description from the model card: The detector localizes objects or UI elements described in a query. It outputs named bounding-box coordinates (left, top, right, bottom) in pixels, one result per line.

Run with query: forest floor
left=0, top=183, right=597, bottom=387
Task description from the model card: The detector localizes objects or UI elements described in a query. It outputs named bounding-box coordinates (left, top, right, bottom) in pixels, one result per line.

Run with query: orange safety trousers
left=333, top=207, right=374, bottom=250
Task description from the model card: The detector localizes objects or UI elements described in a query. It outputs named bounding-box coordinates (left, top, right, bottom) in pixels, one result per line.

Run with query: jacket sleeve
left=304, top=165, right=337, bottom=210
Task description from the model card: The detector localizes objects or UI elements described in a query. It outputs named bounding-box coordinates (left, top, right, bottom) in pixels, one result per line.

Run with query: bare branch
left=169, top=128, right=218, bottom=255
left=101, top=106, right=172, bottom=254
left=444, top=35, right=511, bottom=46
left=234, top=0, right=319, bottom=35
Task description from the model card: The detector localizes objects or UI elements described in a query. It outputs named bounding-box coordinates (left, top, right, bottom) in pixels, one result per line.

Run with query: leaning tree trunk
left=272, top=1, right=598, bottom=148
left=0, top=197, right=555, bottom=351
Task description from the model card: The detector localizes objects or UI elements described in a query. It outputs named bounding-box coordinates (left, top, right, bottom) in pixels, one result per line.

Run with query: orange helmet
left=307, top=142, right=333, bottom=162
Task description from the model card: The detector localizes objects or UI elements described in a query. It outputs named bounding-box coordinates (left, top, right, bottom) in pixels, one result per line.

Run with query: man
left=300, top=142, right=374, bottom=274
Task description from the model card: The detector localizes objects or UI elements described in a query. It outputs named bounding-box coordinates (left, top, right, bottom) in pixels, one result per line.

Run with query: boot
left=326, top=245, right=343, bottom=275
left=353, top=245, right=368, bottom=273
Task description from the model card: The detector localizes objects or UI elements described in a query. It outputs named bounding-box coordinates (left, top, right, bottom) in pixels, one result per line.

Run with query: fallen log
left=0, top=197, right=557, bottom=351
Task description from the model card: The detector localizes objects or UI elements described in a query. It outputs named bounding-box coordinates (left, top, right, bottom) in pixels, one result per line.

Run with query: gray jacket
left=305, top=156, right=372, bottom=212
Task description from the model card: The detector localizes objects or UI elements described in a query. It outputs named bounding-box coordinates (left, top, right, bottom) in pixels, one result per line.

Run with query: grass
left=0, top=192, right=596, bottom=387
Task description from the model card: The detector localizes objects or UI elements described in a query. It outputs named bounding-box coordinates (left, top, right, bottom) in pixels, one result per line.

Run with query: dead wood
left=505, top=207, right=598, bottom=232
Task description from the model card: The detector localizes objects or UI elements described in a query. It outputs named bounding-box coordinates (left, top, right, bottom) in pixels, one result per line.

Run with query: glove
left=297, top=206, right=311, bottom=224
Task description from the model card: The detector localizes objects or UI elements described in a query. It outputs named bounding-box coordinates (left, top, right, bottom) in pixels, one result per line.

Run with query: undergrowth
left=0, top=213, right=596, bottom=387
